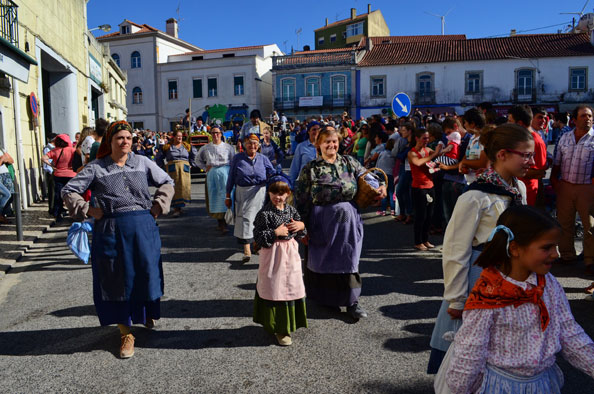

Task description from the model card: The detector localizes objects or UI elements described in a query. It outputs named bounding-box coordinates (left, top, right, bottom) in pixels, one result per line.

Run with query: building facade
left=97, top=19, right=201, bottom=130
left=158, top=44, right=281, bottom=130
left=314, top=6, right=389, bottom=50
left=0, top=0, right=127, bottom=208
left=272, top=48, right=364, bottom=121
left=357, top=33, right=594, bottom=117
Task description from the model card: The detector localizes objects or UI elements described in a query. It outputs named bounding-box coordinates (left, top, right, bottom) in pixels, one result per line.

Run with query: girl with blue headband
left=442, top=205, right=594, bottom=393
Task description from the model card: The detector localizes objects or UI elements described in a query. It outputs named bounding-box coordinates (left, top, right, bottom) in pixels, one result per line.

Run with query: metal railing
left=0, top=0, right=18, bottom=48
left=274, top=94, right=352, bottom=110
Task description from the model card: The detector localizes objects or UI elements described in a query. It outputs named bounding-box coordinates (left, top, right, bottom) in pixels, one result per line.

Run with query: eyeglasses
left=505, top=149, right=535, bottom=161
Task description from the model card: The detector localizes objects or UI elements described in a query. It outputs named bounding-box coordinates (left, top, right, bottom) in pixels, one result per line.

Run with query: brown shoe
left=120, top=333, right=135, bottom=359
left=275, top=333, right=292, bottom=346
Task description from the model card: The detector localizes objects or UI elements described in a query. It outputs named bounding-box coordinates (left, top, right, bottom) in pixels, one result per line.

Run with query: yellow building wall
left=367, top=10, right=390, bottom=37
left=0, top=0, right=94, bottom=203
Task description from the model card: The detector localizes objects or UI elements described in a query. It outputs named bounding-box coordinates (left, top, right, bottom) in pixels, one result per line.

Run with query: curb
left=0, top=218, right=57, bottom=278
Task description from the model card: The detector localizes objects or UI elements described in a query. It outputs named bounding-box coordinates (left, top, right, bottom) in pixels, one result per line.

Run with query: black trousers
left=411, top=187, right=435, bottom=245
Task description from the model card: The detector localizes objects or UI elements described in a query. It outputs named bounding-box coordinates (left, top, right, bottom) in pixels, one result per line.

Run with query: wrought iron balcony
left=274, top=94, right=352, bottom=110
left=0, top=0, right=18, bottom=48
left=512, top=88, right=536, bottom=103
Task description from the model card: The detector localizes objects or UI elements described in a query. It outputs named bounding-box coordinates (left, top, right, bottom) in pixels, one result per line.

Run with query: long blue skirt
left=91, top=210, right=163, bottom=326
left=305, top=202, right=363, bottom=307
left=428, top=249, right=483, bottom=373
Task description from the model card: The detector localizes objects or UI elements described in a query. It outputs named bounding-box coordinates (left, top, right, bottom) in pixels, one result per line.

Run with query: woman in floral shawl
left=295, top=126, right=386, bottom=321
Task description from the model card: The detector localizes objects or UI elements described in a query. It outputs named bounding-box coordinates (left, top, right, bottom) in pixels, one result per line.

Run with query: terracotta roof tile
left=314, top=12, right=371, bottom=32
left=366, top=35, right=467, bottom=44
left=359, top=33, right=594, bottom=66
left=96, top=21, right=160, bottom=40
left=293, top=47, right=360, bottom=55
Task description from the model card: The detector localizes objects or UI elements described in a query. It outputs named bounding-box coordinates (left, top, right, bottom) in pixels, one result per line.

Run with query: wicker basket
left=354, top=167, right=388, bottom=210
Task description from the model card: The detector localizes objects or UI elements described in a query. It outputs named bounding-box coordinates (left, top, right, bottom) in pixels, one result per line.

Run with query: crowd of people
left=17, top=100, right=594, bottom=391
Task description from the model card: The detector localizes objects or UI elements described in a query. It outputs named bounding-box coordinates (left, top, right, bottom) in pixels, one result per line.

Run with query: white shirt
left=80, top=136, right=95, bottom=164
left=442, top=185, right=526, bottom=310
left=464, top=134, right=483, bottom=184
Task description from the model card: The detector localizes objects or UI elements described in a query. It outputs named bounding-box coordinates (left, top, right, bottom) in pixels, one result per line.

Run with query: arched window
left=131, top=51, right=141, bottom=69
left=132, top=87, right=142, bottom=104
left=112, top=53, right=120, bottom=67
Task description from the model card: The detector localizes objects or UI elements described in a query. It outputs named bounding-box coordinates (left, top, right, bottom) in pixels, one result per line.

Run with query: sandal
left=584, top=282, right=594, bottom=294
left=394, top=215, right=405, bottom=222
left=414, top=244, right=428, bottom=251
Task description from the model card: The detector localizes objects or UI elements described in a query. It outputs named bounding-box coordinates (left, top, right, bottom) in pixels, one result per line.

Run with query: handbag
left=354, top=167, right=388, bottom=210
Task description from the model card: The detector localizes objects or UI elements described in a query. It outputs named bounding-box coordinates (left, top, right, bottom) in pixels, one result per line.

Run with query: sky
left=87, top=0, right=592, bottom=53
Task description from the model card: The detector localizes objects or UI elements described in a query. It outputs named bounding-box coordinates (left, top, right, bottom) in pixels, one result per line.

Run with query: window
left=234, top=76, right=244, bottom=96
left=570, top=67, right=587, bottom=91
left=132, top=87, right=142, bottom=104
left=371, top=76, right=385, bottom=97
left=332, top=75, right=346, bottom=99
left=318, top=36, right=324, bottom=46
left=193, top=78, right=202, bottom=98
left=131, top=51, right=141, bottom=69
left=222, top=53, right=235, bottom=58
left=168, top=80, right=178, bottom=100
left=112, top=53, right=120, bottom=67
left=192, top=56, right=203, bottom=61
left=418, top=73, right=433, bottom=95
left=465, top=71, right=482, bottom=94
left=330, top=34, right=337, bottom=43
left=342, top=31, right=347, bottom=39
left=121, top=25, right=130, bottom=34
left=281, top=78, right=295, bottom=101
left=516, top=69, right=534, bottom=97
left=132, top=121, right=144, bottom=130
left=207, top=77, right=217, bottom=97
left=346, top=22, right=364, bottom=38
left=305, top=77, right=321, bottom=97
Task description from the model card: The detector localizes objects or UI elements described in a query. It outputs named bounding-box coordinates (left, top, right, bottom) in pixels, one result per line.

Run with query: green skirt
left=253, top=291, right=308, bottom=335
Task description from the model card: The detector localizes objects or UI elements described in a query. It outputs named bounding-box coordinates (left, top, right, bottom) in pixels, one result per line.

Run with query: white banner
left=299, top=96, right=323, bottom=107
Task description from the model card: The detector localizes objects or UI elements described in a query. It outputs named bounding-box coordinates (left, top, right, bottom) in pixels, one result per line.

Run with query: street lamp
left=89, top=24, right=111, bottom=33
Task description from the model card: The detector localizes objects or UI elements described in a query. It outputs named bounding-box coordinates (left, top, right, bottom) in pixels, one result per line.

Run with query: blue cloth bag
left=67, top=220, right=93, bottom=263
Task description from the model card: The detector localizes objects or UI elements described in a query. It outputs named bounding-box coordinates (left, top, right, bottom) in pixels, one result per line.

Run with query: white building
left=158, top=44, right=281, bottom=130
left=356, top=33, right=594, bottom=117
left=97, top=19, right=201, bottom=130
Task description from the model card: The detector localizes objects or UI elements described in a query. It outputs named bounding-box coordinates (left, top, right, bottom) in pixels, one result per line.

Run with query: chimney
left=325, top=17, right=328, bottom=27
left=368, top=4, right=371, bottom=14
left=303, top=45, right=310, bottom=51
left=166, top=18, right=178, bottom=38
left=351, top=8, right=356, bottom=20
left=510, top=29, right=517, bottom=36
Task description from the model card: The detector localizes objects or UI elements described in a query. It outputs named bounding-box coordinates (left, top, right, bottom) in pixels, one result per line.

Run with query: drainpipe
left=11, top=76, right=28, bottom=210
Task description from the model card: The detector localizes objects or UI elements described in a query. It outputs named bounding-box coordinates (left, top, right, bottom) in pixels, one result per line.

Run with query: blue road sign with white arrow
left=391, top=92, right=411, bottom=117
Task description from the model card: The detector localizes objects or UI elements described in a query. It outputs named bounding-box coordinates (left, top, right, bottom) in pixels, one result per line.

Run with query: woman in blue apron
left=62, top=121, right=174, bottom=359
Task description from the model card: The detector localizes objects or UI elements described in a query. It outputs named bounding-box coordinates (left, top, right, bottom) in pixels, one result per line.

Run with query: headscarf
left=267, top=170, right=293, bottom=190
left=96, top=120, right=133, bottom=159
left=54, top=134, right=72, bottom=146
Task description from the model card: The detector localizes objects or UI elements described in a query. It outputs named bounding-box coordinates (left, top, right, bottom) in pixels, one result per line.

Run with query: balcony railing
left=0, top=0, right=18, bottom=48
left=512, top=88, right=536, bottom=103
left=274, top=94, right=352, bottom=110
left=415, top=91, right=436, bottom=105
left=273, top=51, right=357, bottom=70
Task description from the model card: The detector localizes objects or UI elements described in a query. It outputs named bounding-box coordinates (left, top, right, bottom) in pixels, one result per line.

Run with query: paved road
left=0, top=174, right=592, bottom=393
